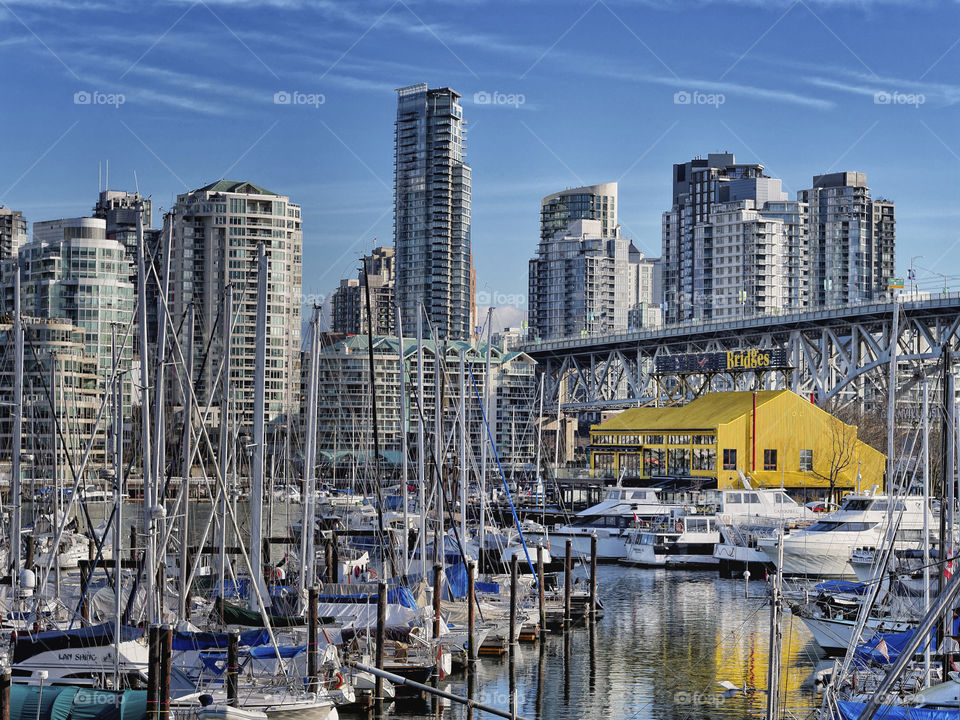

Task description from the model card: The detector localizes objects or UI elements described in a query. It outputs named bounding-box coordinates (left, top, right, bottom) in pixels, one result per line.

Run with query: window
left=692, top=434, right=715, bottom=445
left=668, top=448, right=690, bottom=475
left=722, top=449, right=737, bottom=470
left=764, top=449, right=777, bottom=471
left=594, top=453, right=615, bottom=472
left=643, top=448, right=665, bottom=476
left=620, top=453, right=642, bottom=475
left=645, top=435, right=664, bottom=445
left=692, top=447, right=716, bottom=471
left=668, top=434, right=691, bottom=445
left=799, top=449, right=813, bottom=472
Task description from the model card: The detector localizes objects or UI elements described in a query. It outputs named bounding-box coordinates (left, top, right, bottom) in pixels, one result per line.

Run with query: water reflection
left=355, top=566, right=821, bottom=720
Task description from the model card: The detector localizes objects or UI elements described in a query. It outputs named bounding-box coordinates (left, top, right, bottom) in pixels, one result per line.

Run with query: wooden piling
left=509, top=554, right=519, bottom=647
left=227, top=629, right=239, bottom=706
left=537, top=545, right=546, bottom=633
left=589, top=533, right=598, bottom=622
left=564, top=539, right=572, bottom=629
left=0, top=669, right=10, bottom=720
left=432, top=563, right=442, bottom=640
left=308, top=585, right=319, bottom=692
left=375, top=581, right=387, bottom=714
left=467, top=560, right=476, bottom=662
left=158, top=625, right=172, bottom=720
left=146, top=625, right=159, bottom=719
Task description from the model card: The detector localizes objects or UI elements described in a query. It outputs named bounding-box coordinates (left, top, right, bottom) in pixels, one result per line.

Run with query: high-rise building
left=529, top=183, right=636, bottom=341
left=0, top=207, right=27, bottom=262
left=662, top=154, right=788, bottom=323
left=169, top=180, right=302, bottom=430
left=626, top=244, right=663, bottom=330
left=799, top=172, right=895, bottom=306
left=330, top=246, right=396, bottom=336
left=7, top=217, right=135, bottom=409
left=394, top=83, right=472, bottom=340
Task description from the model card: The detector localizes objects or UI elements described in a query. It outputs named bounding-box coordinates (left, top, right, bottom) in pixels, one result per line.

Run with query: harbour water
left=342, top=566, right=822, bottom=720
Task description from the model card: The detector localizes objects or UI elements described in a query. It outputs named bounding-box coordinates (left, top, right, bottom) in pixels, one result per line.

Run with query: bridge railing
left=522, top=291, right=960, bottom=354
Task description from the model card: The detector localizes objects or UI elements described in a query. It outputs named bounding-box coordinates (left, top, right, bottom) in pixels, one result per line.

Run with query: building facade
left=394, top=83, right=472, bottom=340
left=0, top=207, right=27, bottom=263
left=170, top=180, right=303, bottom=430
left=309, top=335, right=537, bottom=475
left=330, top=246, right=396, bottom=336
left=626, top=244, right=662, bottom=330
left=588, top=390, right=885, bottom=497
left=799, top=172, right=895, bottom=306
left=529, top=183, right=654, bottom=341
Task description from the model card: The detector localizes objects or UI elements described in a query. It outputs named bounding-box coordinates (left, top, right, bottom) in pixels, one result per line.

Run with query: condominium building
left=169, top=180, right=303, bottom=430
left=626, top=244, right=663, bottom=330
left=330, top=246, right=396, bottom=336
left=394, top=83, right=472, bottom=340
left=309, top=335, right=537, bottom=474
left=0, top=207, right=27, bottom=262
left=661, top=154, right=787, bottom=323
left=529, top=183, right=642, bottom=341
left=14, top=218, right=135, bottom=401
left=799, top=172, right=895, bottom=306
left=0, top=317, right=104, bottom=466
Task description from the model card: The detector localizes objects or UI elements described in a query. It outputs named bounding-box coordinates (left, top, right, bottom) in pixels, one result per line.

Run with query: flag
left=876, top=638, right=890, bottom=662
left=946, top=559, right=954, bottom=580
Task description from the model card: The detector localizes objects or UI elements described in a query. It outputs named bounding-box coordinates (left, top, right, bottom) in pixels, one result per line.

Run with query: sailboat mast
left=218, top=285, right=232, bottom=598
left=135, top=202, right=155, bottom=623
left=459, top=349, right=467, bottom=549
left=301, top=307, right=320, bottom=593
left=111, top=325, right=123, bottom=687
left=178, top=306, right=194, bottom=618
left=250, top=244, right=270, bottom=612
left=923, top=379, right=932, bottom=684
left=417, top=309, right=426, bottom=574
left=11, top=262, right=23, bottom=604
left=397, top=306, right=409, bottom=574
left=479, top=308, right=492, bottom=555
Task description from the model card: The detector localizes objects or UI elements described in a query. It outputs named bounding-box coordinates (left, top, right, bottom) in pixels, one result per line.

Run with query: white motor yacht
left=758, top=490, right=934, bottom=578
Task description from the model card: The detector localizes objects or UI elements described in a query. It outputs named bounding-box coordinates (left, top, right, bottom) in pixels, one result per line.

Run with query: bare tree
left=812, top=414, right=857, bottom=505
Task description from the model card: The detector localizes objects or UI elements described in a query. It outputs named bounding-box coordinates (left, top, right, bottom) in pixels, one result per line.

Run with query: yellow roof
left=595, top=390, right=789, bottom=432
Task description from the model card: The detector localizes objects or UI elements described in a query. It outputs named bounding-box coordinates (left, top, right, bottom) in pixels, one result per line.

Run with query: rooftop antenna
left=105, top=159, right=109, bottom=191
left=98, top=162, right=102, bottom=193
left=134, top=170, right=140, bottom=195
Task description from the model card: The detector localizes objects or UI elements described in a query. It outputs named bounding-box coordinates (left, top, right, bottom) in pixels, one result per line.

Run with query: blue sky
left=2, top=0, right=959, bottom=328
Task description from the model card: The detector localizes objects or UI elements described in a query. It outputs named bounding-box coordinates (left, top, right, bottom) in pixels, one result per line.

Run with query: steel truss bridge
left=522, top=295, right=960, bottom=413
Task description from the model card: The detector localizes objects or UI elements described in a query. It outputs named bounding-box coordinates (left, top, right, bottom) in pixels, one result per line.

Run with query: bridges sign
left=654, top=349, right=790, bottom=374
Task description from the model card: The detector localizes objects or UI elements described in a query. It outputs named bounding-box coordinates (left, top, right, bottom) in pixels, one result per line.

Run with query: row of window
left=596, top=447, right=816, bottom=474
left=593, top=433, right=715, bottom=446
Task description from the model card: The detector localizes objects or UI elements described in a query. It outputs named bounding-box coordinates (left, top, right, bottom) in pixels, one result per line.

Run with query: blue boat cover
left=445, top=563, right=468, bottom=599
left=10, top=686, right=146, bottom=720
left=248, top=644, right=306, bottom=659
left=815, top=580, right=868, bottom=595
left=172, top=628, right=270, bottom=651
left=854, top=628, right=934, bottom=665
left=836, top=701, right=960, bottom=719
left=476, top=580, right=500, bottom=594
left=315, top=586, right=418, bottom=609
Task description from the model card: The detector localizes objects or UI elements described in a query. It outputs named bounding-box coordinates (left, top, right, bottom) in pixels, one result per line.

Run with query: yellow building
left=589, top=390, right=885, bottom=495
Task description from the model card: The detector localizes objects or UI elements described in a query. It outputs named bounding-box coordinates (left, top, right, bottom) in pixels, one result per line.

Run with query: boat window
left=745, top=493, right=760, bottom=504
left=841, top=499, right=875, bottom=512
left=807, top=521, right=878, bottom=532
left=727, top=493, right=741, bottom=504
left=687, top=518, right=708, bottom=532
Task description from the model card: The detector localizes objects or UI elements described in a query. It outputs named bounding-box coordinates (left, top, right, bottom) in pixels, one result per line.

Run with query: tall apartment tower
left=16, top=217, right=135, bottom=403
left=0, top=207, right=27, bottom=262
left=662, top=154, right=789, bottom=323
left=331, top=246, right=396, bottom=336
left=799, top=172, right=895, bottom=306
left=528, top=183, right=633, bottom=340
left=170, top=180, right=303, bottom=429
left=394, top=83, right=472, bottom=340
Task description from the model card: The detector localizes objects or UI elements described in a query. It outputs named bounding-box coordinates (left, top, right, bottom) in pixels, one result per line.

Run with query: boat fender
left=675, top=521, right=684, bottom=533
left=332, top=671, right=345, bottom=689
left=354, top=565, right=361, bottom=578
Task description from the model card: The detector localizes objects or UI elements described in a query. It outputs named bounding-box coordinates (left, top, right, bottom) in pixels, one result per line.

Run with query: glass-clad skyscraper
left=394, top=83, right=472, bottom=340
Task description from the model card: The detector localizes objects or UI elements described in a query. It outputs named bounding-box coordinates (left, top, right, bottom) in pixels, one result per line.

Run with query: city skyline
left=2, top=0, right=959, bottom=327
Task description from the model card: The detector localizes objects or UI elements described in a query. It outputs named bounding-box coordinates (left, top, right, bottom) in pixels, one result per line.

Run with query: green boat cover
left=11, top=686, right=147, bottom=720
